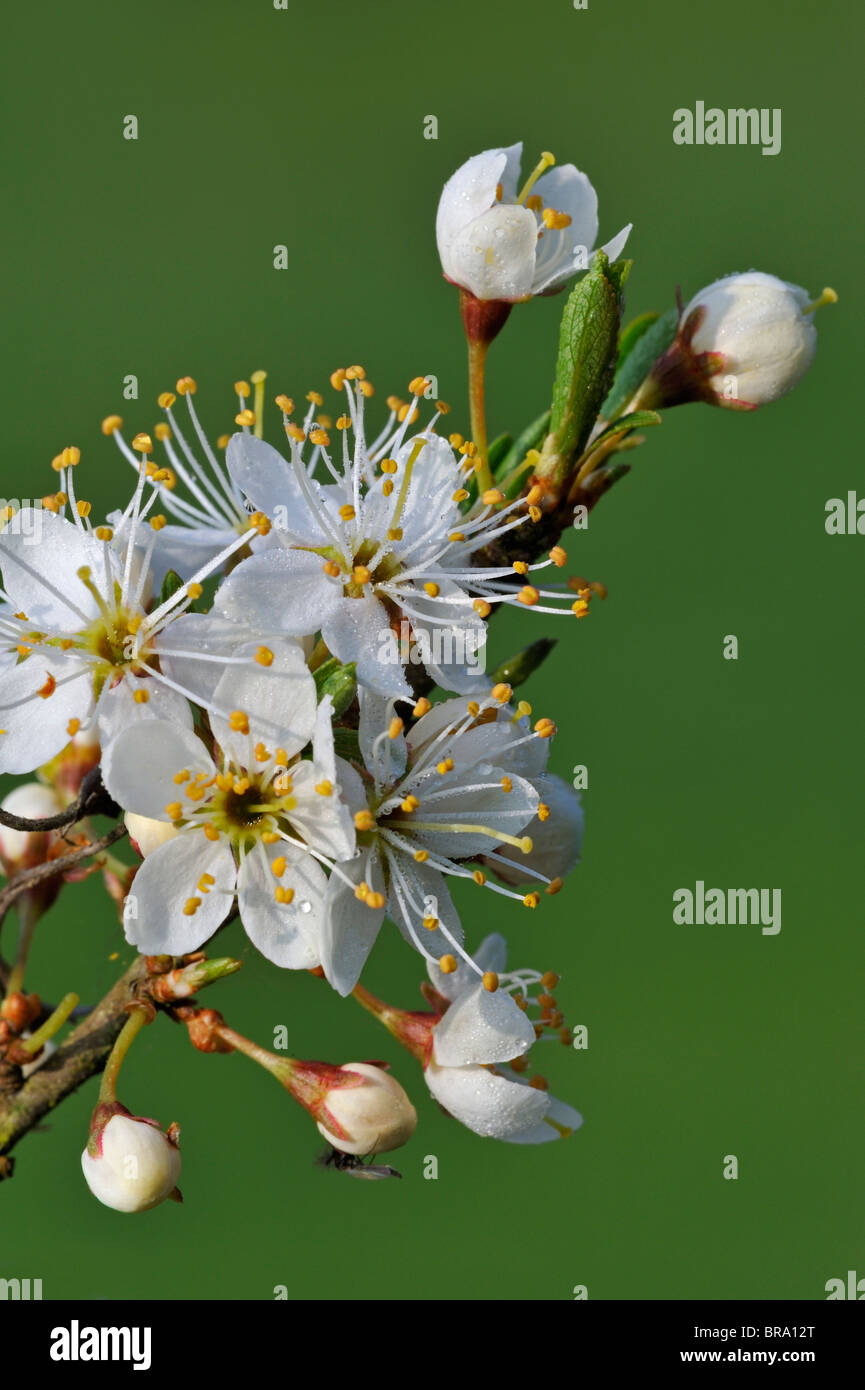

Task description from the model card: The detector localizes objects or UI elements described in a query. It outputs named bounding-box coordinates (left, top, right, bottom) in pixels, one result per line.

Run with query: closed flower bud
left=316, top=1062, right=417, bottom=1156
left=0, top=782, right=63, bottom=873
left=81, top=1106, right=182, bottom=1214
left=125, top=812, right=181, bottom=858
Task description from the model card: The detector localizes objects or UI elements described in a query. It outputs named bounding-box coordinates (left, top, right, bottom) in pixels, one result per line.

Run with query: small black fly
left=316, top=1146, right=402, bottom=1181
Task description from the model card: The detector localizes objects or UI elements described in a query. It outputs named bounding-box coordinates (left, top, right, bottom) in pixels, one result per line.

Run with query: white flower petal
left=226, top=434, right=332, bottom=545
left=0, top=512, right=113, bottom=629
left=209, top=637, right=316, bottom=764
left=0, top=652, right=92, bottom=775
left=432, top=981, right=536, bottom=1067
left=238, top=840, right=324, bottom=969
left=288, top=759, right=356, bottom=862
left=425, top=1061, right=549, bottom=1139
left=97, top=673, right=193, bottom=750
left=441, top=202, right=538, bottom=301
left=487, top=774, right=583, bottom=885
left=427, top=931, right=508, bottom=1000
left=101, top=719, right=214, bottom=819
left=123, top=832, right=236, bottom=954
left=215, top=547, right=343, bottom=636
left=322, top=596, right=411, bottom=698
left=320, top=843, right=386, bottom=995
left=503, top=1091, right=583, bottom=1144
left=436, top=147, right=509, bottom=259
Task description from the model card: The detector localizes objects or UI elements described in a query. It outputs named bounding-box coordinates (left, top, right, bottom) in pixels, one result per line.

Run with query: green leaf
left=602, top=307, right=678, bottom=422
left=494, top=410, right=551, bottom=484
left=159, top=569, right=185, bottom=606
left=332, top=726, right=361, bottom=763
left=486, top=433, right=513, bottom=472
left=616, top=311, right=660, bottom=369
left=586, top=409, right=662, bottom=453
left=535, top=252, right=628, bottom=486
left=313, top=659, right=358, bottom=718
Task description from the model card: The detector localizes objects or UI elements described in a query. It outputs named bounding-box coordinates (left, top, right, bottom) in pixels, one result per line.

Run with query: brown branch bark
left=0, top=765, right=119, bottom=832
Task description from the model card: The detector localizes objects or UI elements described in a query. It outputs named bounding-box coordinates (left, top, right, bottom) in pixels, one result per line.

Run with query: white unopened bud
left=317, top=1062, right=417, bottom=1156
left=125, top=812, right=181, bottom=858
left=81, top=1112, right=181, bottom=1213
left=0, top=782, right=63, bottom=872
left=683, top=271, right=825, bottom=406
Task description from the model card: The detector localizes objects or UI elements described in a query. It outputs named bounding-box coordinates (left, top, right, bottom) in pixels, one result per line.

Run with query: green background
left=1, top=0, right=861, bottom=1301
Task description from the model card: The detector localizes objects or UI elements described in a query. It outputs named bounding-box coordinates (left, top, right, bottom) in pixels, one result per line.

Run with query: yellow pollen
left=157, top=392, right=176, bottom=409
left=323, top=560, right=342, bottom=578
left=423, top=915, right=438, bottom=930
left=338, top=504, right=356, bottom=522
left=546, top=877, right=563, bottom=896
left=203, top=823, right=220, bottom=841
left=287, top=423, right=306, bottom=442
left=354, top=810, right=376, bottom=831
left=472, top=869, right=486, bottom=885
left=164, top=802, right=183, bottom=820
left=492, top=682, right=512, bottom=704
left=271, top=856, right=287, bottom=878
left=67, top=717, right=81, bottom=735
left=262, top=831, right=280, bottom=844
left=473, top=599, right=491, bottom=618
left=482, top=972, right=499, bottom=992
left=255, top=646, right=274, bottom=667
left=542, top=208, right=572, bottom=230
left=439, top=954, right=457, bottom=973
left=534, top=718, right=556, bottom=739
left=232, top=778, right=250, bottom=796
left=149, top=515, right=166, bottom=531
left=512, top=560, right=528, bottom=575
left=132, top=433, right=152, bottom=454
left=400, top=795, right=419, bottom=812
left=173, top=769, right=190, bottom=784
left=387, top=526, right=403, bottom=541
left=315, top=780, right=333, bottom=796
left=198, top=873, right=215, bottom=893
left=183, top=898, right=201, bottom=916
left=133, top=689, right=150, bottom=704
left=452, top=489, right=469, bottom=503
left=423, top=582, right=440, bottom=598
left=448, top=532, right=465, bottom=543
left=388, top=717, right=403, bottom=740
left=518, top=585, right=540, bottom=606
left=187, top=582, right=203, bottom=600
left=37, top=674, right=56, bottom=699
left=366, top=892, right=386, bottom=910
left=495, top=182, right=503, bottom=201
left=413, top=698, right=431, bottom=718
left=229, top=710, right=249, bottom=734
left=274, top=748, right=288, bottom=766
left=538, top=802, right=551, bottom=822
left=309, top=428, right=330, bottom=446
left=330, top=369, right=347, bottom=391
left=154, top=423, right=171, bottom=442
left=523, top=892, right=541, bottom=909
left=175, top=377, right=197, bottom=395
left=352, top=565, right=371, bottom=584
left=101, top=415, right=123, bottom=435
left=382, top=479, right=394, bottom=497
left=235, top=409, right=255, bottom=428
left=525, top=194, right=543, bottom=212
left=501, top=776, right=513, bottom=793
left=414, top=850, right=429, bottom=863
left=275, top=885, right=295, bottom=904
left=437, top=757, right=454, bottom=775
left=234, top=380, right=251, bottom=397
left=254, top=741, right=271, bottom=762
left=307, top=390, right=324, bottom=406
left=572, top=599, right=589, bottom=617
left=275, top=394, right=294, bottom=414
left=449, top=432, right=464, bottom=449
left=481, top=488, right=504, bottom=506
left=550, top=545, right=567, bottom=567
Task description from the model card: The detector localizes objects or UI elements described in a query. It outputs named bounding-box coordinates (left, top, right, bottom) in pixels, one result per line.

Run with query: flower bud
left=639, top=272, right=834, bottom=412
left=81, top=1105, right=182, bottom=1213
left=316, top=1062, right=417, bottom=1156
left=125, top=812, right=181, bottom=858
left=0, top=783, right=63, bottom=874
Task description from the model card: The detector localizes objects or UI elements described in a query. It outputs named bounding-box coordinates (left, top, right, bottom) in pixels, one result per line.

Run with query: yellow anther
left=352, top=565, right=371, bottom=585
left=382, top=480, right=394, bottom=497
left=254, top=741, right=270, bottom=762
left=423, top=915, right=439, bottom=930
left=408, top=375, right=429, bottom=396
left=518, top=585, right=540, bottom=606
left=215, top=773, right=234, bottom=792
left=525, top=194, right=543, bottom=212
left=436, top=400, right=450, bottom=414
left=414, top=849, right=429, bottom=863
left=271, top=856, right=287, bottom=878
left=449, top=432, right=464, bottom=449
left=173, top=769, right=190, bottom=784
left=315, top=780, right=333, bottom=797
left=133, top=689, right=150, bottom=704
left=481, top=488, right=504, bottom=506
left=541, top=971, right=560, bottom=989
left=187, top=582, right=203, bottom=600
left=400, top=794, right=419, bottom=813
left=413, top=698, right=431, bottom=718
left=538, top=802, right=551, bottom=822
left=175, top=377, right=197, bottom=395
left=437, top=757, right=454, bottom=775
left=101, top=414, right=123, bottom=435
left=380, top=458, right=399, bottom=474
left=132, top=433, right=152, bottom=454
left=229, top=710, right=249, bottom=734
left=472, top=869, right=486, bottom=886
left=75, top=500, right=91, bottom=518
left=234, top=379, right=251, bottom=397
left=203, top=822, right=220, bottom=841
left=164, top=802, right=183, bottom=820
left=472, top=599, right=491, bottom=618
left=467, top=701, right=480, bottom=717
left=528, top=1075, right=549, bottom=1091
left=274, top=748, right=288, bottom=766
left=439, top=954, right=457, bottom=973
left=286, top=423, right=306, bottom=442
left=275, top=394, right=294, bottom=414
left=500, top=776, right=513, bottom=793
left=309, top=428, right=330, bottom=446
left=526, top=485, right=543, bottom=506
left=255, top=646, right=274, bottom=667
left=37, top=674, right=56, bottom=699
left=572, top=599, right=589, bottom=618
left=423, top=582, right=440, bottom=598
left=157, top=392, right=176, bottom=409
left=452, top=489, right=469, bottom=504
left=354, top=810, right=376, bottom=832
left=322, top=560, right=341, bottom=578
left=339, top=504, right=356, bottom=522
left=534, top=718, right=556, bottom=739
left=198, top=873, right=215, bottom=893
left=149, top=514, right=166, bottom=531
left=183, top=898, right=201, bottom=916
left=62, top=446, right=81, bottom=467
left=512, top=560, right=529, bottom=575
left=275, top=885, right=295, bottom=905
left=529, top=505, right=542, bottom=522
left=542, top=208, right=572, bottom=230
left=550, top=545, right=567, bottom=567
left=366, top=891, right=386, bottom=909
left=388, top=716, right=404, bottom=740
left=248, top=511, right=271, bottom=536
left=235, top=409, right=255, bottom=428
left=232, top=778, right=251, bottom=796
left=154, top=423, right=171, bottom=442
left=330, top=369, right=347, bottom=391
left=345, top=365, right=366, bottom=381
left=482, top=972, right=499, bottom=992
left=306, top=389, right=324, bottom=406
left=386, top=395, right=403, bottom=412
left=358, top=380, right=374, bottom=398
left=448, top=531, right=465, bottom=543
left=523, top=892, right=541, bottom=909
left=546, top=877, right=563, bottom=896
left=492, top=682, right=512, bottom=704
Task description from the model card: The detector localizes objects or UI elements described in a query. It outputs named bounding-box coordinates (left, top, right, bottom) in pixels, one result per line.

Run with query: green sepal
left=494, top=410, right=552, bottom=486
left=490, top=638, right=557, bottom=688
left=160, top=569, right=188, bottom=607
left=585, top=409, right=662, bottom=454
left=486, top=433, right=513, bottom=472
left=602, top=307, right=678, bottom=422
left=536, top=253, right=629, bottom=486
left=616, top=311, right=660, bottom=369
left=313, top=659, right=358, bottom=718
left=332, top=727, right=361, bottom=762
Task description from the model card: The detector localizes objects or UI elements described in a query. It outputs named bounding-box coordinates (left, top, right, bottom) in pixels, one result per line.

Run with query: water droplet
left=299, top=900, right=312, bottom=914
left=479, top=762, right=492, bottom=776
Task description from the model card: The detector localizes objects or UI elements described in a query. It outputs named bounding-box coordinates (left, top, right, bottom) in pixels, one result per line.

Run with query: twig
left=0, top=824, right=127, bottom=931
left=0, top=765, right=119, bottom=832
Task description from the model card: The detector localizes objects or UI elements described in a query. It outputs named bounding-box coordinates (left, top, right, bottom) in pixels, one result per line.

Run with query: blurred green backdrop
left=0, top=0, right=861, bottom=1301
